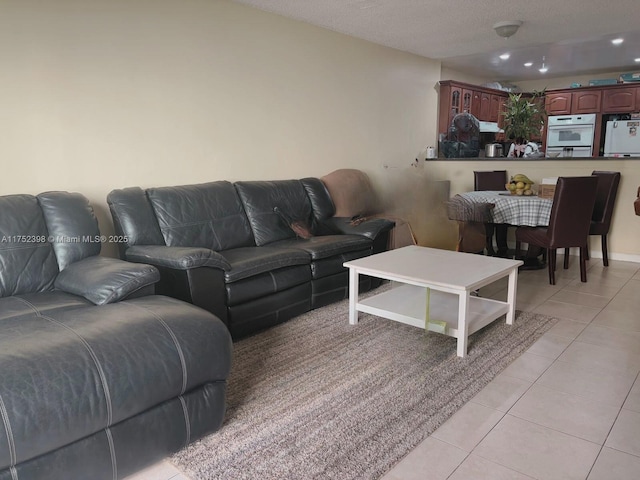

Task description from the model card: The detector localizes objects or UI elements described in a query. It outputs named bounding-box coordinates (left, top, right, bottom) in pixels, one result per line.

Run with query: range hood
left=478, top=121, right=503, bottom=133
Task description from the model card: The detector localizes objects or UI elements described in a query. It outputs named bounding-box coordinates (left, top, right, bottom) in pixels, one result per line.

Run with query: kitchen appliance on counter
left=604, top=119, right=640, bottom=157
left=484, top=143, right=503, bottom=157
left=546, top=114, right=597, bottom=157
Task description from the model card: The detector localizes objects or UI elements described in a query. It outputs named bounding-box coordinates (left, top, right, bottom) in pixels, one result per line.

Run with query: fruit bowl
left=506, top=174, right=535, bottom=196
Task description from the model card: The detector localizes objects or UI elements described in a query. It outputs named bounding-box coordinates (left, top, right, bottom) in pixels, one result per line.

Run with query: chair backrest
left=590, top=171, right=621, bottom=233
left=547, top=176, right=598, bottom=248
left=474, top=170, right=507, bottom=191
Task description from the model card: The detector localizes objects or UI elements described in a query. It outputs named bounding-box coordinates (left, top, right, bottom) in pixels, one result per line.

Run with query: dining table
left=452, top=190, right=554, bottom=268
left=456, top=190, right=553, bottom=227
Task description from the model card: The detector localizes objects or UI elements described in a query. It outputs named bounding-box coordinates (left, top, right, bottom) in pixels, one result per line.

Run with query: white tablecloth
left=458, top=191, right=553, bottom=227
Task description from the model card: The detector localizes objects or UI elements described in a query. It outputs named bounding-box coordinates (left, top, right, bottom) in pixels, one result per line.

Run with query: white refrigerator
left=604, top=120, right=640, bottom=156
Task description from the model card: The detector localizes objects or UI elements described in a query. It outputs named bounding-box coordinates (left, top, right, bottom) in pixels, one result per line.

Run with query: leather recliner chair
left=0, top=191, right=232, bottom=480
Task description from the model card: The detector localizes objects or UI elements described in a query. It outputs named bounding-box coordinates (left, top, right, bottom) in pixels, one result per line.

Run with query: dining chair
left=474, top=170, right=508, bottom=191
left=474, top=170, right=508, bottom=256
left=564, top=171, right=620, bottom=267
left=515, top=176, right=598, bottom=285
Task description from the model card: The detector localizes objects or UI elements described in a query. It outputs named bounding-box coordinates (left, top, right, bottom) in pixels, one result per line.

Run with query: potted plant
left=502, top=90, right=547, bottom=142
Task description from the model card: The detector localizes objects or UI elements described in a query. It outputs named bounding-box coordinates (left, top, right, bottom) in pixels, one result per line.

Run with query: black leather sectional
left=108, top=178, right=395, bottom=338
left=0, top=192, right=232, bottom=480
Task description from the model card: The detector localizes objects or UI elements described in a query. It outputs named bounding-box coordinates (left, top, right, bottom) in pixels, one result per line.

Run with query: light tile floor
left=127, top=255, right=640, bottom=480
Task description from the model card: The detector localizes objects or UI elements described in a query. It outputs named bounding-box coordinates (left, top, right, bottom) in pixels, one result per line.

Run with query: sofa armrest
left=319, top=217, right=395, bottom=240
left=125, top=245, right=231, bottom=271
left=54, top=256, right=160, bottom=305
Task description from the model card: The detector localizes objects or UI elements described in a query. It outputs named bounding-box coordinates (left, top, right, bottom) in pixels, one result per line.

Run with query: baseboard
left=506, top=243, right=640, bottom=265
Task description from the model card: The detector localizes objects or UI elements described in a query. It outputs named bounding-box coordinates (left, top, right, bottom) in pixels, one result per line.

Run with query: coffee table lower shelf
left=357, top=284, right=510, bottom=338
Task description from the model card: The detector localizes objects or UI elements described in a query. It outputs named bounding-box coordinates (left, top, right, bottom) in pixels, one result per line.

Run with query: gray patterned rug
left=171, top=287, right=557, bottom=480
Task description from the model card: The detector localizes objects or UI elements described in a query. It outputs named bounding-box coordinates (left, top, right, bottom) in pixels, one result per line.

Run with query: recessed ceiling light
left=524, top=62, right=533, bottom=67
left=612, top=38, right=624, bottom=45
left=635, top=58, right=640, bottom=62
left=499, top=53, right=510, bottom=60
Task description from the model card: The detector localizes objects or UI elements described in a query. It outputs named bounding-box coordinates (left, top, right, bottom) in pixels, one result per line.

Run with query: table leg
left=348, top=267, right=359, bottom=325
left=456, top=292, right=470, bottom=357
left=506, top=268, right=518, bottom=325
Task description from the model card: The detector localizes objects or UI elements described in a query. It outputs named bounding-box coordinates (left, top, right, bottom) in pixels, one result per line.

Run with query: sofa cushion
left=220, top=246, right=310, bottom=283
left=0, top=296, right=231, bottom=471
left=0, top=194, right=59, bottom=297
left=37, top=192, right=102, bottom=271
left=235, top=180, right=314, bottom=246
left=0, top=292, right=92, bottom=321
left=147, top=181, right=255, bottom=251
left=54, top=257, right=160, bottom=305
left=225, top=264, right=311, bottom=306
left=301, top=177, right=336, bottom=223
left=269, top=234, right=372, bottom=261
left=107, top=187, right=167, bottom=252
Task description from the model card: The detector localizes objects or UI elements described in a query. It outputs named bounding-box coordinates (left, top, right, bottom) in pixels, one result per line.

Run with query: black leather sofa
left=0, top=192, right=232, bottom=480
left=107, top=178, right=395, bottom=338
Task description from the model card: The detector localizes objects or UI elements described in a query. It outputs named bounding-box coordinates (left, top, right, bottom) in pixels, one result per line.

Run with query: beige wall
left=1, top=0, right=447, bottom=255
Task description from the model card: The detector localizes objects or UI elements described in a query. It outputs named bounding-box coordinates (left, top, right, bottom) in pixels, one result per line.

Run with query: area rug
left=171, top=289, right=557, bottom=480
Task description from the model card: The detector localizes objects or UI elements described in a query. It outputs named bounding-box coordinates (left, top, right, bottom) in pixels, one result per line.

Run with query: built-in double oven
left=546, top=113, right=597, bottom=157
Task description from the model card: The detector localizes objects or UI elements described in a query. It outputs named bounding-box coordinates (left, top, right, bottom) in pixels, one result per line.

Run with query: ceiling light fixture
left=611, top=38, right=624, bottom=45
left=634, top=58, right=640, bottom=62
left=524, top=62, right=533, bottom=67
left=539, top=56, right=548, bottom=74
left=499, top=53, right=510, bottom=60
left=493, top=20, right=522, bottom=39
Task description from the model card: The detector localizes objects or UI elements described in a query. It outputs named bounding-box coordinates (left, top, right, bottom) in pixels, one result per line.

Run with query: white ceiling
left=232, top=0, right=640, bottom=82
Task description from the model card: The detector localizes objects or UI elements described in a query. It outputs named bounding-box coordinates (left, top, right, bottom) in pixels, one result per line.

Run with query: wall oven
left=546, top=114, right=597, bottom=157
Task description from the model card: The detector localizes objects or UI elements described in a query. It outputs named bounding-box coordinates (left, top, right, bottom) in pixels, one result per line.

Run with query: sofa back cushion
left=235, top=180, right=314, bottom=246
left=0, top=194, right=58, bottom=297
left=107, top=187, right=166, bottom=255
left=37, top=191, right=102, bottom=271
left=301, top=177, right=336, bottom=223
left=147, top=181, right=255, bottom=251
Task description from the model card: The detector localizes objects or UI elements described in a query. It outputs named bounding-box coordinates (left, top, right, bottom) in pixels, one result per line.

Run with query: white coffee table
left=344, top=246, right=523, bottom=357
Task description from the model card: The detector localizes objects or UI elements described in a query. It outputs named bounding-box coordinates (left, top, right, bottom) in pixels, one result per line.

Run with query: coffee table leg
left=457, top=293, right=470, bottom=357
left=506, top=268, right=518, bottom=325
left=348, top=267, right=359, bottom=325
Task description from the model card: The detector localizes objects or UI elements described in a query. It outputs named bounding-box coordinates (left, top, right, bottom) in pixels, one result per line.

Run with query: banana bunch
left=506, top=174, right=535, bottom=196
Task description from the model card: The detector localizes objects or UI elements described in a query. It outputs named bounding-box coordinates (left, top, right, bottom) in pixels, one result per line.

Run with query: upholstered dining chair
left=564, top=171, right=620, bottom=267
left=515, top=176, right=598, bottom=285
left=474, top=170, right=508, bottom=256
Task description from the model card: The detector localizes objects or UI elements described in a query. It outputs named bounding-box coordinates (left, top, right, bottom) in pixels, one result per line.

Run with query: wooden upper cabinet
left=602, top=88, right=637, bottom=113
left=462, top=89, right=473, bottom=113
left=479, top=92, right=491, bottom=120
left=572, top=90, right=601, bottom=113
left=489, top=94, right=503, bottom=122
left=470, top=91, right=482, bottom=118
left=545, top=92, right=572, bottom=115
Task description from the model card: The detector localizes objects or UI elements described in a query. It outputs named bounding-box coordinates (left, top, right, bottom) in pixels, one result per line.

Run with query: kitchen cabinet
left=470, top=91, right=482, bottom=118
left=438, top=81, right=509, bottom=136
left=545, top=90, right=601, bottom=115
left=479, top=92, right=491, bottom=120
left=545, top=92, right=572, bottom=115
left=489, top=95, right=503, bottom=122
left=462, top=89, right=473, bottom=113
left=572, top=90, right=602, bottom=114
left=602, top=87, right=637, bottom=113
